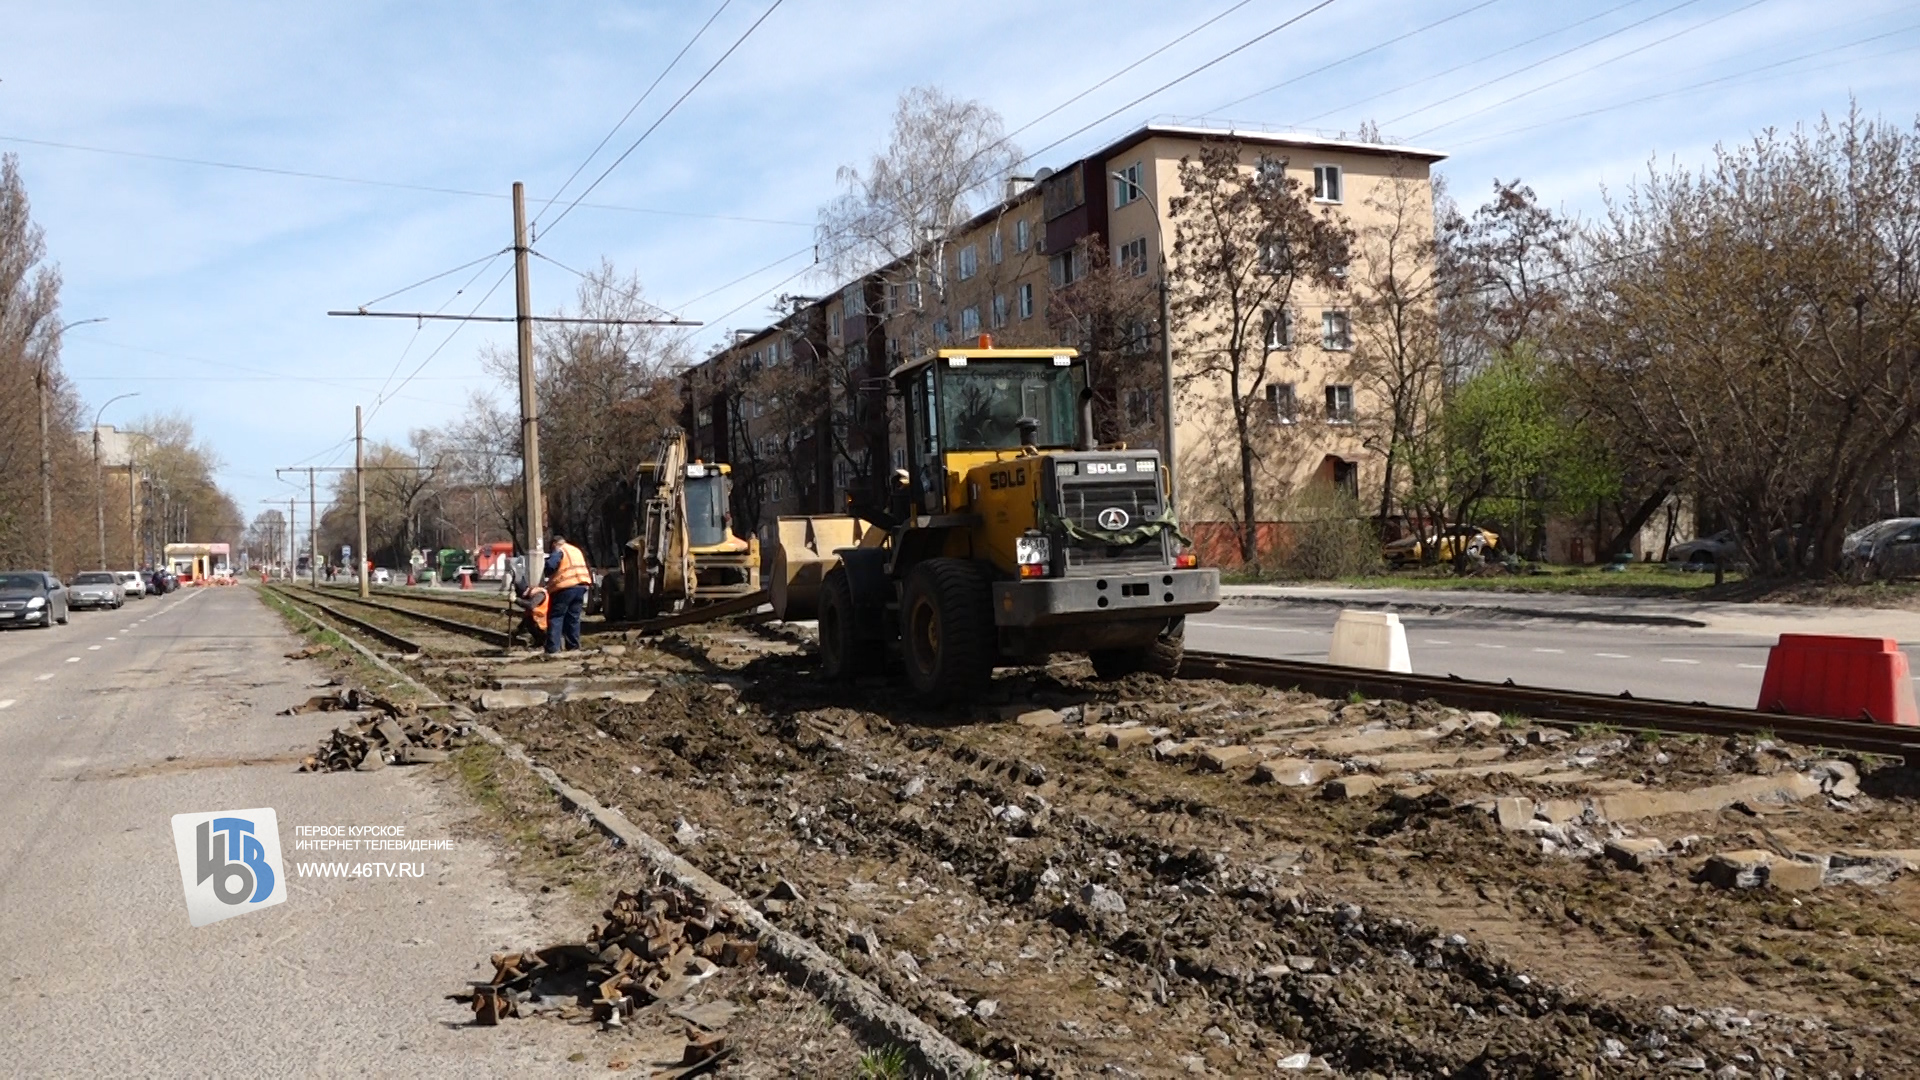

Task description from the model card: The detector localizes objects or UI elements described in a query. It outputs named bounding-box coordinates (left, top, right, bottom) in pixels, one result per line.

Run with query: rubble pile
left=295, top=692, right=466, bottom=772
left=458, top=884, right=759, bottom=1068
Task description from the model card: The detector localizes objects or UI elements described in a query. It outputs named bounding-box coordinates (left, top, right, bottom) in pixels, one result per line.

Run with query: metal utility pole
left=277, top=467, right=325, bottom=586
left=513, top=182, right=545, bottom=565
left=93, top=392, right=138, bottom=569
left=356, top=405, right=369, bottom=599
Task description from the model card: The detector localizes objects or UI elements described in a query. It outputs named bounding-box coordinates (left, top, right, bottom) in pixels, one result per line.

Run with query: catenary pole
left=356, top=405, right=369, bottom=599
left=513, top=182, right=545, bottom=567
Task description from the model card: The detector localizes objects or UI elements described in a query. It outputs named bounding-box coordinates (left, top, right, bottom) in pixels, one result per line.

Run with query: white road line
left=64, top=657, right=79, bottom=663
left=34, top=674, right=52, bottom=681
left=1659, top=658, right=1700, bottom=665
left=87, top=645, right=101, bottom=651
left=1424, top=639, right=1452, bottom=645
left=1532, top=648, right=1565, bottom=654
left=105, top=636, right=115, bottom=641
left=0, top=700, right=13, bottom=710
left=1474, top=643, right=1506, bottom=649
left=1189, top=622, right=1309, bottom=634
left=1737, top=663, right=1765, bottom=670
left=1595, top=653, right=1630, bottom=659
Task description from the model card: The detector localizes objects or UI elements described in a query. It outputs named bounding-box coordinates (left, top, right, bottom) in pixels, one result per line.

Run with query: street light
left=93, top=392, right=138, bottom=569
left=1111, top=173, right=1179, bottom=514
left=37, top=316, right=109, bottom=571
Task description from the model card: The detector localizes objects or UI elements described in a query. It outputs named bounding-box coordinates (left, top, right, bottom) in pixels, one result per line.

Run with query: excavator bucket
left=768, top=515, right=869, bottom=621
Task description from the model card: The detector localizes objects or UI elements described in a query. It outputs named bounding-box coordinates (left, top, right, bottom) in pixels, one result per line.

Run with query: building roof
left=1089, top=121, right=1448, bottom=166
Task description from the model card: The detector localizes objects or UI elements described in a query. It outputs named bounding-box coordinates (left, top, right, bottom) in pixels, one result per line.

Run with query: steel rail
left=285, top=584, right=511, bottom=647
left=1180, top=650, right=1920, bottom=762
left=266, top=584, right=425, bottom=655
left=315, top=581, right=511, bottom=614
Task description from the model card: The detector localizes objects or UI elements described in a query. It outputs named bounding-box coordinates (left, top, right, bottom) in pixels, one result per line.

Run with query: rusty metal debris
left=453, top=883, right=756, bottom=1057
left=297, top=690, right=463, bottom=771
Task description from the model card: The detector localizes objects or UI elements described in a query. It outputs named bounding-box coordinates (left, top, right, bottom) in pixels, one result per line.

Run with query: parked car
left=1841, top=518, right=1920, bottom=581
left=0, top=571, right=69, bottom=628
left=116, top=570, right=148, bottom=598
left=371, top=567, right=392, bottom=585
left=68, top=570, right=125, bottom=610
left=1384, top=525, right=1500, bottom=568
left=1666, top=530, right=1741, bottom=567
left=155, top=568, right=179, bottom=593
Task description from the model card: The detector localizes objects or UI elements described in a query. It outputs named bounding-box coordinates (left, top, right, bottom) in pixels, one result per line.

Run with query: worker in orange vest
left=541, top=530, right=592, bottom=654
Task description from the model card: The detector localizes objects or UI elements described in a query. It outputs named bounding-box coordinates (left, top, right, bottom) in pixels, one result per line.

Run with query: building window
left=842, top=283, right=866, bottom=317
left=991, top=294, right=1009, bottom=329
left=1122, top=319, right=1150, bottom=355
left=1260, top=238, right=1291, bottom=275
left=960, top=306, right=981, bottom=336
left=957, top=245, right=978, bottom=281
left=1325, top=384, right=1354, bottom=424
left=1113, top=161, right=1142, bottom=207
left=933, top=318, right=950, bottom=343
left=890, top=280, right=922, bottom=312
left=1265, top=309, right=1293, bottom=351
left=1018, top=282, right=1034, bottom=319
left=829, top=310, right=842, bottom=343
left=1313, top=164, right=1343, bottom=203
left=696, top=406, right=713, bottom=428
left=1014, top=219, right=1031, bottom=252
left=1321, top=310, right=1351, bottom=350
left=990, top=230, right=1003, bottom=265
left=1049, top=249, right=1080, bottom=288
left=1125, top=388, right=1153, bottom=428
left=891, top=446, right=907, bottom=472
left=1117, top=237, right=1147, bottom=277
left=846, top=342, right=867, bottom=372
left=1268, top=383, right=1298, bottom=424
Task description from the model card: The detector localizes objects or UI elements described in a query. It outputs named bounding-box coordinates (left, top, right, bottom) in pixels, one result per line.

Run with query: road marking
left=1737, top=663, right=1765, bottom=670
left=34, top=674, right=52, bottom=681
left=105, top=636, right=115, bottom=641
left=1189, top=622, right=1308, bottom=634
left=1659, top=658, right=1700, bottom=665
left=65, top=657, right=79, bottom=663
left=0, top=700, right=13, bottom=710
left=1594, top=653, right=1630, bottom=659
left=87, top=645, right=101, bottom=651
left=1474, top=642, right=1506, bottom=649
left=1424, top=639, right=1452, bottom=645
left=1532, top=648, right=1564, bottom=654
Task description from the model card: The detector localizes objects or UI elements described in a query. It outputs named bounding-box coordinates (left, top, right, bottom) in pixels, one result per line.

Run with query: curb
left=469, top=724, right=988, bottom=1079
left=1220, top=591, right=1709, bottom=629
left=263, top=589, right=987, bottom=1077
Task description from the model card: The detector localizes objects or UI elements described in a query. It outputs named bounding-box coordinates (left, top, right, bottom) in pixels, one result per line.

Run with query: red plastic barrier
left=1756, top=634, right=1919, bottom=726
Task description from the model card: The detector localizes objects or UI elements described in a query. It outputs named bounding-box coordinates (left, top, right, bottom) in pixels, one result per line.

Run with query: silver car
left=68, top=570, right=125, bottom=610
left=1842, top=518, right=1920, bottom=581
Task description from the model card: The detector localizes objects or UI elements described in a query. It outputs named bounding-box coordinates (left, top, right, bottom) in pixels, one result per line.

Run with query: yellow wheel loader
left=770, top=343, right=1219, bottom=700
left=603, top=430, right=760, bottom=622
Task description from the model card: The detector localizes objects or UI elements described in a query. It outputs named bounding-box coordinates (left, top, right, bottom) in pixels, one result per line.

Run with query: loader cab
left=894, top=345, right=1085, bottom=514
left=682, top=462, right=734, bottom=551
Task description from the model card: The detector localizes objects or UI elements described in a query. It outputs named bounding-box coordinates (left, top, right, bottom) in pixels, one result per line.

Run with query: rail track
left=271, top=584, right=511, bottom=648
left=1181, top=650, right=1920, bottom=762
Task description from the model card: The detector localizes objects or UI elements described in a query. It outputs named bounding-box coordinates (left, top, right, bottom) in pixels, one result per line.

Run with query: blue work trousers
left=546, top=585, right=587, bottom=653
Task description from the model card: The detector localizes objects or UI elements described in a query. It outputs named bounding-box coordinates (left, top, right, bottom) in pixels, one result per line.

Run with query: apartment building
left=684, top=120, right=1444, bottom=562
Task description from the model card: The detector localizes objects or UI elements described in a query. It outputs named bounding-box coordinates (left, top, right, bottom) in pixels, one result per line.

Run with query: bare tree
left=1557, top=106, right=1920, bottom=576
left=1047, top=237, right=1162, bottom=447
left=1169, top=141, right=1353, bottom=566
left=1349, top=166, right=1443, bottom=525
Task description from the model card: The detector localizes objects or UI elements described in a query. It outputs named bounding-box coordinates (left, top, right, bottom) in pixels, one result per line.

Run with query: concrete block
left=1256, top=758, right=1343, bottom=787
left=1539, top=798, right=1586, bottom=824
left=1493, top=796, right=1535, bottom=832
left=1106, top=727, right=1156, bottom=750
left=1602, top=837, right=1666, bottom=871
left=1699, top=850, right=1774, bottom=890
left=479, top=688, right=550, bottom=711
left=1766, top=857, right=1828, bottom=892
left=1152, top=740, right=1198, bottom=762
left=1327, top=610, right=1412, bottom=673
left=1322, top=775, right=1387, bottom=800
left=1200, top=745, right=1260, bottom=772
left=1303, top=728, right=1442, bottom=756
left=1014, top=708, right=1063, bottom=729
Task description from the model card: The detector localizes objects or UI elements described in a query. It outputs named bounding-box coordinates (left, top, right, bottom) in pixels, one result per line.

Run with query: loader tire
left=817, top=567, right=875, bottom=679
left=901, top=558, right=995, bottom=701
left=1090, top=616, right=1186, bottom=680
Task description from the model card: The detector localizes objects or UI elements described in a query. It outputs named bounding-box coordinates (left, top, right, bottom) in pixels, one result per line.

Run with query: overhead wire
left=357, top=248, right=508, bottom=310
left=538, top=0, right=788, bottom=240
left=1409, top=0, right=1773, bottom=139
left=530, top=0, right=736, bottom=228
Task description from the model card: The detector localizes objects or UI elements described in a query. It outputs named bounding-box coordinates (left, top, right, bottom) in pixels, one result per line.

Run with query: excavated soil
left=415, top=628, right=1920, bottom=1078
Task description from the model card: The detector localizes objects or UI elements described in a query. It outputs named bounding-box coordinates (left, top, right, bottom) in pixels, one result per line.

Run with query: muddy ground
left=404, top=626, right=1920, bottom=1078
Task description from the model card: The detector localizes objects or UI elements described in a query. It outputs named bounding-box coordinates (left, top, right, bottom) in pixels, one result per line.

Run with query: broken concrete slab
left=1699, top=849, right=1826, bottom=891
left=479, top=688, right=551, bottom=711
left=1362, top=746, right=1509, bottom=772
left=1199, top=745, right=1261, bottom=772
left=1322, top=774, right=1388, bottom=800
left=1298, top=727, right=1443, bottom=756
left=1256, top=758, right=1344, bottom=787
left=1603, top=837, right=1666, bottom=871
left=1494, top=796, right=1535, bottom=832
left=1596, top=773, right=1820, bottom=824
left=1106, top=727, right=1156, bottom=750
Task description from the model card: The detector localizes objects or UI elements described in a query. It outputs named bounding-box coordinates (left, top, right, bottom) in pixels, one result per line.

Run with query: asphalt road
left=0, top=585, right=594, bottom=1077
left=1188, top=599, right=1920, bottom=708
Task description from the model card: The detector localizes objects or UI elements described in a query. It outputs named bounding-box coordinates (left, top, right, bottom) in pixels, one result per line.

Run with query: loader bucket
left=769, top=515, right=865, bottom=621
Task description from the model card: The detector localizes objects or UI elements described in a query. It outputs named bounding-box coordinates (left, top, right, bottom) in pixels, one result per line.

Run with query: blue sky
left=5, top=0, right=1916, bottom=519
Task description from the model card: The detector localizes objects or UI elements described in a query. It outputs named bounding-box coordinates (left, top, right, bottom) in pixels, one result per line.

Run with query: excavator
left=602, top=430, right=760, bottom=622
left=769, top=340, right=1219, bottom=700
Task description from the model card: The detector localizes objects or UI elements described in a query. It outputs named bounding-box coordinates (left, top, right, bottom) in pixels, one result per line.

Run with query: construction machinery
left=770, top=342, right=1219, bottom=699
left=603, top=430, right=760, bottom=622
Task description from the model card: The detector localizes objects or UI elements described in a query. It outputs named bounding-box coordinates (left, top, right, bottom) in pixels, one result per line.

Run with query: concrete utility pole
left=356, top=405, right=369, bottom=599
left=128, top=460, right=138, bottom=569
left=1112, top=173, right=1179, bottom=516
left=513, top=182, right=545, bottom=565
left=93, top=393, right=138, bottom=569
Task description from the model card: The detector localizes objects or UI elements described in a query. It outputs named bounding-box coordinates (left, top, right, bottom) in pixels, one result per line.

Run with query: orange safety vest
left=527, top=586, right=550, bottom=631
left=548, top=542, right=591, bottom=591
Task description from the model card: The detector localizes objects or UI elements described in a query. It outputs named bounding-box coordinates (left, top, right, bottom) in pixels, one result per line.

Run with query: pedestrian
left=542, top=530, right=591, bottom=654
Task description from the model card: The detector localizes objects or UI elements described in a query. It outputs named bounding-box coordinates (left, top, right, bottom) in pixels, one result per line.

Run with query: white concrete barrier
left=1328, top=609, right=1412, bottom=673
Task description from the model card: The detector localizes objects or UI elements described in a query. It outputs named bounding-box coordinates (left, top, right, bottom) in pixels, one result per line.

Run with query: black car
left=0, top=571, right=69, bottom=628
